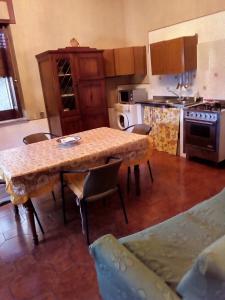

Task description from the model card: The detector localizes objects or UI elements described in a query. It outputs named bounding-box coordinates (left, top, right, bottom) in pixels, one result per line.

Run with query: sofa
left=90, top=188, right=225, bottom=300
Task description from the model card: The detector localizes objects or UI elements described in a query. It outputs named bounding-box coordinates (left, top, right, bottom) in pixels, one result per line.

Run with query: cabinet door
left=103, top=49, right=115, bottom=77
left=114, top=47, right=134, bottom=75
left=165, top=38, right=184, bottom=74
left=150, top=41, right=166, bottom=75
left=133, top=46, right=147, bottom=75
left=150, top=35, right=197, bottom=75
left=54, top=54, right=80, bottom=116
left=77, top=52, right=104, bottom=80
left=82, top=113, right=109, bottom=130
left=183, top=36, right=197, bottom=71
left=79, top=80, right=109, bottom=130
left=61, top=115, right=83, bottom=135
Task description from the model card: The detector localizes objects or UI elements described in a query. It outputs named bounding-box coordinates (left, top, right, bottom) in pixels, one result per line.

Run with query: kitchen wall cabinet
left=103, top=46, right=147, bottom=77
left=36, top=47, right=109, bottom=136
left=150, top=35, right=198, bottom=75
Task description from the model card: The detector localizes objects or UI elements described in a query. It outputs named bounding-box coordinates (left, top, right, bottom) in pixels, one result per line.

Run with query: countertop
left=135, top=97, right=202, bottom=108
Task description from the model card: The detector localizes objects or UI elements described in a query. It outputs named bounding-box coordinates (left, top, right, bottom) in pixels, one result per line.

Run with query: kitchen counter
left=135, top=96, right=202, bottom=108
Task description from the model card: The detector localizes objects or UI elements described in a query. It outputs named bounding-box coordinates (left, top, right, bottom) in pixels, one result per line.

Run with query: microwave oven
left=118, top=88, right=147, bottom=104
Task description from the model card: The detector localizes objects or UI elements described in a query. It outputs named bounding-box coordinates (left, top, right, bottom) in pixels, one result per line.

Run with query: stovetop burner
left=193, top=100, right=225, bottom=112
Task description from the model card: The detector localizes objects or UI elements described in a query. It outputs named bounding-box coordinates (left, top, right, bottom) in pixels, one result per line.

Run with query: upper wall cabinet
left=103, top=46, right=147, bottom=77
left=150, top=35, right=198, bottom=75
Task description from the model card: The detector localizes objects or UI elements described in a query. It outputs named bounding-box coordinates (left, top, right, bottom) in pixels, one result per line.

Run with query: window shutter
left=0, top=31, right=8, bottom=76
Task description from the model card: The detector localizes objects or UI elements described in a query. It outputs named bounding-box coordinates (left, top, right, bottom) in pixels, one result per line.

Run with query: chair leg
left=51, top=191, right=56, bottom=202
left=13, top=205, right=19, bottom=217
left=147, top=160, right=154, bottom=182
left=81, top=200, right=90, bottom=245
left=127, top=166, right=131, bottom=193
left=117, top=184, right=128, bottom=224
left=134, top=165, right=140, bottom=196
left=30, top=201, right=45, bottom=234
left=61, top=183, right=67, bottom=225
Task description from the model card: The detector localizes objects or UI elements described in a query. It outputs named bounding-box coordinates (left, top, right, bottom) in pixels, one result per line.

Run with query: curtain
left=144, top=106, right=180, bottom=155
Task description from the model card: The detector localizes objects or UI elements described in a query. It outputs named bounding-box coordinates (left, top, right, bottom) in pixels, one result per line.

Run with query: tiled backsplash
left=196, top=40, right=225, bottom=99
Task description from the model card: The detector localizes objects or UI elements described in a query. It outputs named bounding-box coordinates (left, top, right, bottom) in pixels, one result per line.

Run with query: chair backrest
left=83, top=158, right=122, bottom=200
left=23, top=133, right=55, bottom=144
left=132, top=124, right=151, bottom=135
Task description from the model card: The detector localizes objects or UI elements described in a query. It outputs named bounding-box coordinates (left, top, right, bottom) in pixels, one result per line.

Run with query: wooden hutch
left=36, top=47, right=109, bottom=136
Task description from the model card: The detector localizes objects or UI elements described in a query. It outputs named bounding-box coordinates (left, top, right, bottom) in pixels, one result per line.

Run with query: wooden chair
left=60, top=157, right=128, bottom=245
left=23, top=132, right=58, bottom=145
left=124, top=124, right=154, bottom=194
left=0, top=180, right=44, bottom=234
left=23, top=132, right=58, bottom=202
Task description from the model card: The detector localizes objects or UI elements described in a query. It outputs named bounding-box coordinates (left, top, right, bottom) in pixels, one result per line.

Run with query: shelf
left=63, top=108, right=74, bottom=112
left=61, top=93, right=75, bottom=97
left=58, top=73, right=71, bottom=77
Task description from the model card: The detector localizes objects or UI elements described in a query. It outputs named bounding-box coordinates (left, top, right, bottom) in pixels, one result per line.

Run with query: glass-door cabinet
left=55, top=54, right=79, bottom=115
left=36, top=47, right=108, bottom=136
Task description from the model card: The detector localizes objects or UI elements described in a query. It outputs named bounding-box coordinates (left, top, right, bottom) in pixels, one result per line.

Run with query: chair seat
left=65, top=173, right=87, bottom=200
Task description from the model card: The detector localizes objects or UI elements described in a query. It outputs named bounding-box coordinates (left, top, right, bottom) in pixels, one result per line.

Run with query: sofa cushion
left=176, top=235, right=225, bottom=300
left=120, top=188, right=225, bottom=288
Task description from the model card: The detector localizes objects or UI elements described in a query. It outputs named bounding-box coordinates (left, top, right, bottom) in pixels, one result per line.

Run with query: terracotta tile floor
left=0, top=151, right=225, bottom=300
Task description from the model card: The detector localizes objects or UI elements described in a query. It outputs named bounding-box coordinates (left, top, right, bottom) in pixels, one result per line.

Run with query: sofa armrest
left=90, top=234, right=181, bottom=300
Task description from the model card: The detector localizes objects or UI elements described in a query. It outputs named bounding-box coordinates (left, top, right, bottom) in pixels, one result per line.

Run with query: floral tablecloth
left=0, top=127, right=152, bottom=204
left=144, top=106, right=180, bottom=155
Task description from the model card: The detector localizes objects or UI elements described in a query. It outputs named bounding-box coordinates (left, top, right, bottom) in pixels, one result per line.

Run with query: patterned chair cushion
left=176, top=235, right=225, bottom=300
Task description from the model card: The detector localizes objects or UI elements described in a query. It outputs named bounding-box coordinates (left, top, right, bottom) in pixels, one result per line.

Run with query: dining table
left=0, top=127, right=152, bottom=245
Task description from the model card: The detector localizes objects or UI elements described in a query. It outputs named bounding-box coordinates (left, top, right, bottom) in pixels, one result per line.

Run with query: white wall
left=11, top=0, right=126, bottom=119
left=0, top=119, right=49, bottom=151
left=148, top=11, right=225, bottom=99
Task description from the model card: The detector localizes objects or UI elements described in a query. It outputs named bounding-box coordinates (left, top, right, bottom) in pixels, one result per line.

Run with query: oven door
left=184, top=119, right=217, bottom=151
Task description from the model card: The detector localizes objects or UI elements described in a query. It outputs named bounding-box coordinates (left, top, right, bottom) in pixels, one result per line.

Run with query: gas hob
left=184, top=100, right=225, bottom=122
left=190, top=100, right=225, bottom=112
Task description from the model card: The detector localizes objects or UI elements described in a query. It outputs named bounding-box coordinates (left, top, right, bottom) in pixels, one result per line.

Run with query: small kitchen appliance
left=184, top=100, right=225, bottom=162
left=118, top=88, right=147, bottom=104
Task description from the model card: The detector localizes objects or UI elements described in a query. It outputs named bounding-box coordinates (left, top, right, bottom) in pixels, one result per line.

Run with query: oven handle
left=185, top=119, right=216, bottom=126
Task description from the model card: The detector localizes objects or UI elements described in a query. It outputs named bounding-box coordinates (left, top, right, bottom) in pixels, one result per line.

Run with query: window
left=0, top=26, right=23, bottom=121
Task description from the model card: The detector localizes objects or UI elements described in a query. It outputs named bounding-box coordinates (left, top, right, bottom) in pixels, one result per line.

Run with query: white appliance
left=108, top=108, right=118, bottom=129
left=114, top=103, right=142, bottom=130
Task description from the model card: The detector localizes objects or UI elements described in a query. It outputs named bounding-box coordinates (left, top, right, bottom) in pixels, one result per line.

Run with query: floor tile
left=0, top=151, right=224, bottom=299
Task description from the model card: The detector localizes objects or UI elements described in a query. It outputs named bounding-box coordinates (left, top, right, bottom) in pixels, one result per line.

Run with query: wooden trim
left=0, top=109, right=20, bottom=121
left=4, top=26, right=24, bottom=115
left=0, top=26, right=24, bottom=121
left=0, top=0, right=15, bottom=24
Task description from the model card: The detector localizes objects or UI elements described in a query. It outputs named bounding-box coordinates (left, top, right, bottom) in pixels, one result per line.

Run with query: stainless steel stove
left=184, top=100, right=225, bottom=163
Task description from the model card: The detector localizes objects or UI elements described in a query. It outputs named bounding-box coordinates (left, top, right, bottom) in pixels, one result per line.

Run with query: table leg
left=13, top=205, right=19, bottom=217
left=23, top=198, right=39, bottom=245
left=134, top=165, right=140, bottom=196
